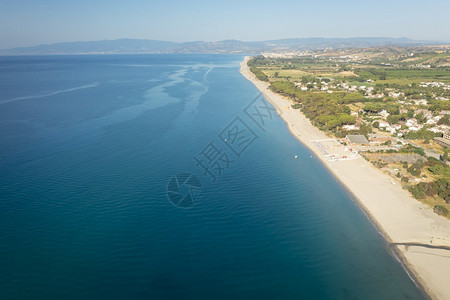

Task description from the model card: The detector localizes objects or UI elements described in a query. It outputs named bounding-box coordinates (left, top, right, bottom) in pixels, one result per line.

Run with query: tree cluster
left=270, top=81, right=356, bottom=131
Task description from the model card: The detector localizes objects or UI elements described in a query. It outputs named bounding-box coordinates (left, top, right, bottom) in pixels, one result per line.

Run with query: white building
left=377, top=120, right=390, bottom=128
left=342, top=124, right=360, bottom=131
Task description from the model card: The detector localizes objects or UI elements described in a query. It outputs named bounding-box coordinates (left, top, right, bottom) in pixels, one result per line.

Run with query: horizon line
left=4, top=36, right=450, bottom=51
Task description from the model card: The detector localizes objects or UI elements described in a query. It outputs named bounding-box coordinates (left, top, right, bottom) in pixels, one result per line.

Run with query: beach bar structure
left=346, top=134, right=369, bottom=146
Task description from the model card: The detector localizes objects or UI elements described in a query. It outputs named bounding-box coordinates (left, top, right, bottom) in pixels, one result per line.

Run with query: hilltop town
left=248, top=46, right=450, bottom=217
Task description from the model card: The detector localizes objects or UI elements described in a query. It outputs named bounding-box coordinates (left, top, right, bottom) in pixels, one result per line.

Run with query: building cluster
left=420, top=82, right=450, bottom=90
left=262, top=52, right=311, bottom=58
left=435, top=131, right=450, bottom=148
left=367, top=108, right=448, bottom=137
left=293, top=78, right=450, bottom=142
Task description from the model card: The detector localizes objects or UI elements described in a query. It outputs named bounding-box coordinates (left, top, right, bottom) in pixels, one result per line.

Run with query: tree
left=435, top=179, right=450, bottom=202
left=404, top=128, right=439, bottom=141
left=359, top=124, right=372, bottom=137
left=409, top=185, right=426, bottom=199
left=387, top=115, right=400, bottom=124
left=407, top=160, right=423, bottom=177
left=301, top=76, right=308, bottom=84
left=250, top=67, right=268, bottom=81
left=415, top=112, right=426, bottom=124
left=428, top=164, right=444, bottom=175
left=416, top=182, right=438, bottom=196
left=363, top=103, right=383, bottom=113
left=434, top=205, right=449, bottom=216
left=438, top=115, right=449, bottom=125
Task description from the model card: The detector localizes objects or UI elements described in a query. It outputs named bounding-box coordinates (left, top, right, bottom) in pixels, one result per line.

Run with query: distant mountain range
left=0, top=37, right=445, bottom=55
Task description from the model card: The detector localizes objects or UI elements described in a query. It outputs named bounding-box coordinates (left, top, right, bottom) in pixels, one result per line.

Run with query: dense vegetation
left=249, top=67, right=268, bottom=81
left=410, top=178, right=449, bottom=203
left=406, top=157, right=450, bottom=214
left=269, top=81, right=358, bottom=131
left=247, top=49, right=450, bottom=218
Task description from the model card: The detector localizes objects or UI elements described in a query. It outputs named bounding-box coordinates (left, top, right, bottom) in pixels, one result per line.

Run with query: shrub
left=433, top=205, right=449, bottom=217
left=436, top=179, right=450, bottom=202
left=428, top=164, right=444, bottom=175
left=407, top=165, right=421, bottom=177
left=409, top=185, right=426, bottom=199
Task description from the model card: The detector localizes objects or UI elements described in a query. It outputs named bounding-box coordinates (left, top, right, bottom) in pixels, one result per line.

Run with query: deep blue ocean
left=0, top=55, right=425, bottom=299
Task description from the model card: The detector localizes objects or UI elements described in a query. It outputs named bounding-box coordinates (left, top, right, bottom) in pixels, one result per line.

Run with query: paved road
left=407, top=140, right=443, bottom=160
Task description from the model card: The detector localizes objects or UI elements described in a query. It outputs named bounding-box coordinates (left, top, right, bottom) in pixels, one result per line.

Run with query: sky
left=1, top=0, right=449, bottom=49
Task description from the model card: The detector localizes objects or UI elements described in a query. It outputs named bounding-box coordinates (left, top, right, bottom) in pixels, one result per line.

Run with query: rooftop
left=346, top=134, right=369, bottom=144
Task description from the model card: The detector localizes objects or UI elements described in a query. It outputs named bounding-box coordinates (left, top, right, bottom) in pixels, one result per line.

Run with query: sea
left=0, top=54, right=425, bottom=299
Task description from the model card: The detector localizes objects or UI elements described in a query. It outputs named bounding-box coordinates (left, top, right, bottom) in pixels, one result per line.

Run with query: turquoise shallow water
left=0, top=54, right=425, bottom=299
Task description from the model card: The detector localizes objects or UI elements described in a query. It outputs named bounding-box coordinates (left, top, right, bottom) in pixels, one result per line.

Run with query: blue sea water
left=0, top=54, right=425, bottom=299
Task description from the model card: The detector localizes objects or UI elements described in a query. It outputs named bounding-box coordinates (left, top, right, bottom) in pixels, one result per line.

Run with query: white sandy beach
left=240, top=57, right=450, bottom=300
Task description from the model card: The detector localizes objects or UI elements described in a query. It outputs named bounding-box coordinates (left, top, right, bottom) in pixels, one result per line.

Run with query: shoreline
left=240, top=56, right=450, bottom=300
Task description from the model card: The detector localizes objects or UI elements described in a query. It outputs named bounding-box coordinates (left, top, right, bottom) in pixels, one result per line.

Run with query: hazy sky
left=1, top=0, right=449, bottom=49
